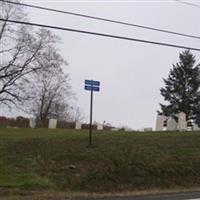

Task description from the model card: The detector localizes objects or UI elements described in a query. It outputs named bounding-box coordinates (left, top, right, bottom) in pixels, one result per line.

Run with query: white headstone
left=111, top=128, right=119, bottom=131
left=48, top=119, right=57, bottom=129
left=75, top=122, right=82, bottom=130
left=125, top=128, right=132, bottom=132
left=177, top=112, right=187, bottom=131
left=29, top=118, right=36, bottom=128
left=155, top=115, right=165, bottom=131
left=167, top=117, right=177, bottom=131
left=97, top=124, right=103, bottom=131
left=193, top=124, right=200, bottom=131
left=144, top=127, right=153, bottom=132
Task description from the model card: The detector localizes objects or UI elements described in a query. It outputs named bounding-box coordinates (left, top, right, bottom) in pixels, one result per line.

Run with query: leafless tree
left=22, top=44, right=74, bottom=123
left=0, top=0, right=58, bottom=106
left=1, top=0, right=85, bottom=121
left=71, top=106, right=85, bottom=123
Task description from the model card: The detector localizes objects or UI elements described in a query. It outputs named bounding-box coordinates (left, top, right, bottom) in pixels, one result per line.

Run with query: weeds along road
left=85, top=192, right=200, bottom=200
left=2, top=191, right=200, bottom=200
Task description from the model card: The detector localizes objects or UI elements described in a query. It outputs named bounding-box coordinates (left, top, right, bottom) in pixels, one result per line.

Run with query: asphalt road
left=86, top=192, right=200, bottom=200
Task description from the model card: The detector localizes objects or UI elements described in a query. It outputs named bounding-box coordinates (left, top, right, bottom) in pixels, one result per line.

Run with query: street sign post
left=84, top=80, right=100, bottom=146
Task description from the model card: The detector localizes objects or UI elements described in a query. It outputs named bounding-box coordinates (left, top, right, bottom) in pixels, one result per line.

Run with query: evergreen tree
left=159, top=50, right=200, bottom=122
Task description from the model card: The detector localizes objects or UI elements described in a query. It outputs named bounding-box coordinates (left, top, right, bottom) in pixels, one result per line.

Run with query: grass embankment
left=0, top=128, right=200, bottom=196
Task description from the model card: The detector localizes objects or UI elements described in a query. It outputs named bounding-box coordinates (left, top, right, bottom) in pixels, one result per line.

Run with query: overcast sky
left=3, top=0, right=200, bottom=129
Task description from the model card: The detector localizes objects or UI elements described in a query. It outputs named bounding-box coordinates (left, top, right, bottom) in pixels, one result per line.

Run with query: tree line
left=0, top=0, right=84, bottom=124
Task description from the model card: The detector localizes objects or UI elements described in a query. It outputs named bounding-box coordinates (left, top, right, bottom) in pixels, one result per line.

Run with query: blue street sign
left=85, top=85, right=100, bottom=92
left=85, top=80, right=100, bottom=86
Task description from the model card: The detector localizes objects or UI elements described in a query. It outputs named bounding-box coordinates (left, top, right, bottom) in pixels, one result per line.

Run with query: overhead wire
left=1, top=0, right=200, bottom=40
left=175, top=0, right=200, bottom=8
left=0, top=18, right=200, bottom=51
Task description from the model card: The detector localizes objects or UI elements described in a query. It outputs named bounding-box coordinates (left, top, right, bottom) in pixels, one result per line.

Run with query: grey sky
left=3, top=0, right=200, bottom=129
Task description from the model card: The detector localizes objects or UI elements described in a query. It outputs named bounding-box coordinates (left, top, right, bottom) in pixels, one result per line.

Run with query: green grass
left=1, top=128, right=200, bottom=194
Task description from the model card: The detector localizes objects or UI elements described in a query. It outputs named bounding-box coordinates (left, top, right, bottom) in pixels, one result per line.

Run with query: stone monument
left=75, top=122, right=82, bottom=130
left=29, top=118, right=36, bottom=128
left=166, top=117, right=177, bottom=131
left=97, top=124, right=103, bottom=131
left=155, top=115, right=165, bottom=131
left=48, top=119, right=57, bottom=129
left=193, top=124, right=200, bottom=131
left=177, top=112, right=187, bottom=131
left=144, top=127, right=153, bottom=132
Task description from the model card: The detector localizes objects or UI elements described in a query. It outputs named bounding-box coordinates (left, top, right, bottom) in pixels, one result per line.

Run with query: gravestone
left=155, top=115, right=165, bottom=131
left=111, top=128, right=119, bottom=131
left=48, top=119, right=57, bottom=129
left=75, top=122, right=82, bottom=130
left=29, top=118, right=36, bottom=128
left=193, top=124, right=200, bottom=131
left=97, top=124, right=103, bottom=131
left=166, top=117, right=177, bottom=131
left=177, top=112, right=187, bottom=131
left=144, top=127, right=153, bottom=132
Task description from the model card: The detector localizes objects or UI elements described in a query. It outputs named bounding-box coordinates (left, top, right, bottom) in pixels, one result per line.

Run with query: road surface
left=86, top=191, right=200, bottom=200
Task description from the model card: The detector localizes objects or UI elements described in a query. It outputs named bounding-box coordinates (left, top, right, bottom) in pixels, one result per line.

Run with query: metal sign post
left=84, top=80, right=100, bottom=147
left=89, top=89, right=93, bottom=146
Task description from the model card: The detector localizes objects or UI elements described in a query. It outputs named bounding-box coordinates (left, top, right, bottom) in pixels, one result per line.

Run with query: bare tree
left=22, top=44, right=74, bottom=123
left=1, top=0, right=85, bottom=121
left=71, top=106, right=85, bottom=123
left=0, top=0, right=58, bottom=106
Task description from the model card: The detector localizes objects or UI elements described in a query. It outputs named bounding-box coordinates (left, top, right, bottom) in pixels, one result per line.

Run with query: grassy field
left=0, top=128, right=200, bottom=198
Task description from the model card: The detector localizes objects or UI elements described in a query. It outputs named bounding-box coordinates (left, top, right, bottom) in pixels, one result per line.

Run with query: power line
left=175, top=0, right=200, bottom=8
left=1, top=18, right=200, bottom=52
left=1, top=0, right=200, bottom=41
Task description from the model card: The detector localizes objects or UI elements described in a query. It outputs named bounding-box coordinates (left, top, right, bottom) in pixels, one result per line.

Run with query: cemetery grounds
left=0, top=128, right=200, bottom=199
